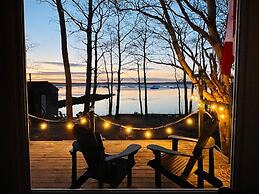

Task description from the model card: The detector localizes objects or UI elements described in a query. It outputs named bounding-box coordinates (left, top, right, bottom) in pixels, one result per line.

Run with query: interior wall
left=1, top=1, right=30, bottom=193
left=1, top=0, right=259, bottom=194
left=231, top=0, right=259, bottom=192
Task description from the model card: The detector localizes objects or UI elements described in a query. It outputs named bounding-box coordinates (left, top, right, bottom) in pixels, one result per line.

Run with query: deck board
left=30, top=140, right=230, bottom=189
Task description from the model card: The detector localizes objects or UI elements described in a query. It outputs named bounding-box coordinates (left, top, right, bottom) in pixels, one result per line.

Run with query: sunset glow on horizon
left=25, top=0, right=189, bottom=84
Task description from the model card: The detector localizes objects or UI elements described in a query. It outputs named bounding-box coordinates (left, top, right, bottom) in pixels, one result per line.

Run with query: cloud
left=35, top=61, right=86, bottom=67
left=109, top=77, right=174, bottom=83
left=36, top=71, right=86, bottom=76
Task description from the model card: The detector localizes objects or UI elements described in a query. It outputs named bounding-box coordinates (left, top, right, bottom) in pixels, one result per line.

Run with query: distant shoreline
left=52, top=81, right=193, bottom=86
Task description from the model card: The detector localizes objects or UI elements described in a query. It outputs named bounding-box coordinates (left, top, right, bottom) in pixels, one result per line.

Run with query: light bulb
left=125, top=126, right=132, bottom=134
left=80, top=117, right=87, bottom=125
left=186, top=118, right=193, bottom=125
left=166, top=127, right=173, bottom=134
left=103, top=121, right=111, bottom=129
left=220, top=114, right=225, bottom=119
left=144, top=131, right=152, bottom=139
left=66, top=122, right=74, bottom=130
left=40, top=122, right=48, bottom=130
left=211, top=104, right=217, bottom=110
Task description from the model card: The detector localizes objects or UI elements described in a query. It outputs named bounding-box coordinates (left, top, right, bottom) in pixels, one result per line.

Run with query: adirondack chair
left=70, top=124, right=141, bottom=188
left=147, top=118, right=223, bottom=188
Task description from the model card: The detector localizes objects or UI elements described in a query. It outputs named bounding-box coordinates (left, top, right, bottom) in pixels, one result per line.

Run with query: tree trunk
left=56, top=0, right=73, bottom=121
left=189, top=83, right=194, bottom=114
left=137, top=62, right=143, bottom=115
left=174, top=69, right=181, bottom=115
left=215, top=104, right=232, bottom=157
left=103, top=54, right=111, bottom=115
left=92, top=32, right=98, bottom=106
left=84, top=0, right=93, bottom=114
left=183, top=71, right=188, bottom=115
left=143, top=46, right=148, bottom=116
left=109, top=47, right=114, bottom=116
left=115, top=14, right=121, bottom=117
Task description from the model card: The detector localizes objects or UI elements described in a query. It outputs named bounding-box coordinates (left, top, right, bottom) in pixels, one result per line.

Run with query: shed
left=27, top=81, right=59, bottom=119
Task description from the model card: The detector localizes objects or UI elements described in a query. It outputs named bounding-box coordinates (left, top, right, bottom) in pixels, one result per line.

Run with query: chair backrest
left=73, top=124, right=105, bottom=168
left=181, top=118, right=218, bottom=178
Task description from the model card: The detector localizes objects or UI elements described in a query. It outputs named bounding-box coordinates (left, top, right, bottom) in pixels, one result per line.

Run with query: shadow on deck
left=30, top=140, right=230, bottom=189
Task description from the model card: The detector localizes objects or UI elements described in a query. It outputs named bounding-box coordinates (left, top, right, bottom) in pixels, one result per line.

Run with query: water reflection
left=57, top=84, right=198, bottom=116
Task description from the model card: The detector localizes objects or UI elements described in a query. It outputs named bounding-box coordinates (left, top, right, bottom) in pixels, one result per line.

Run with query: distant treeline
left=53, top=82, right=193, bottom=87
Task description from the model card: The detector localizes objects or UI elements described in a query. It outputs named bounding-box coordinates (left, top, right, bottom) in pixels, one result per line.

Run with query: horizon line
left=48, top=81, right=193, bottom=85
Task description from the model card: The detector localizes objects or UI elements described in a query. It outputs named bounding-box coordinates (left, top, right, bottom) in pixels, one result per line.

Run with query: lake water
left=56, top=83, right=198, bottom=116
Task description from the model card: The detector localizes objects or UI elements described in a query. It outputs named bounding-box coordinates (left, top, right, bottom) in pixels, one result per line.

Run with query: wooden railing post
left=154, top=151, right=161, bottom=188
left=89, top=106, right=95, bottom=132
left=209, top=147, right=215, bottom=176
left=197, top=156, right=204, bottom=188
left=70, top=150, right=77, bottom=188
left=172, top=139, right=179, bottom=151
left=127, top=154, right=134, bottom=187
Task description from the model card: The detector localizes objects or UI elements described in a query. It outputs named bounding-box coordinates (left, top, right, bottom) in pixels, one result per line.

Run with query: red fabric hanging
left=220, top=0, right=237, bottom=76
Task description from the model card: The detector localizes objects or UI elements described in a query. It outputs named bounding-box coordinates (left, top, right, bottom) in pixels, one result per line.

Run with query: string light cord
left=28, top=114, right=66, bottom=123
left=94, top=111, right=200, bottom=131
left=28, top=112, right=90, bottom=123
left=29, top=109, right=216, bottom=134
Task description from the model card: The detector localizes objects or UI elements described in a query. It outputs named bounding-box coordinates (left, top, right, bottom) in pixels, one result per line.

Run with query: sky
left=24, top=0, right=181, bottom=84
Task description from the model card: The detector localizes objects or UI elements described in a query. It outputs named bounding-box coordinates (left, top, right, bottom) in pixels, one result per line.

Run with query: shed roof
left=27, top=81, right=59, bottom=91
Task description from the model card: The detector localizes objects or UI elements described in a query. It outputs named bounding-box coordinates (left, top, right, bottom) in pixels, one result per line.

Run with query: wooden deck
left=30, top=140, right=230, bottom=189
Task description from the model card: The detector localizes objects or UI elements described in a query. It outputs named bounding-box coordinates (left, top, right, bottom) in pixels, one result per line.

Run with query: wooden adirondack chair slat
left=147, top=118, right=224, bottom=188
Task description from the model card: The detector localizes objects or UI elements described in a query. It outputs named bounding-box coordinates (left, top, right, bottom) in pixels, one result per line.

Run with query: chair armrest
left=69, top=140, right=80, bottom=154
left=147, top=144, right=193, bottom=157
left=104, top=144, right=141, bottom=161
left=168, top=135, right=198, bottom=142
left=203, top=137, right=215, bottom=149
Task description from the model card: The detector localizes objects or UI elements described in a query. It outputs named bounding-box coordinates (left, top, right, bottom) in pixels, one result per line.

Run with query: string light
left=144, top=131, right=152, bottom=139
left=220, top=114, right=225, bottom=119
left=66, top=122, right=74, bottom=131
left=211, top=104, right=217, bottom=110
left=79, top=117, right=88, bottom=125
left=125, top=126, right=132, bottom=134
left=219, top=106, right=224, bottom=111
left=165, top=127, right=173, bottom=134
left=103, top=121, right=111, bottom=129
left=39, top=122, right=48, bottom=130
left=186, top=118, right=193, bottom=125
left=30, top=110, right=214, bottom=137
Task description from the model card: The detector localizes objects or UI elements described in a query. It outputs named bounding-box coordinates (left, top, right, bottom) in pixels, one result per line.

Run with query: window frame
left=3, top=0, right=258, bottom=193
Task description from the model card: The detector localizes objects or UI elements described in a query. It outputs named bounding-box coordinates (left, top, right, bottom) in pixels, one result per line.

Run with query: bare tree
left=136, top=61, right=143, bottom=115
left=82, top=0, right=93, bottom=114
left=123, top=0, right=231, bottom=156
left=129, top=16, right=151, bottom=116
left=174, top=68, right=181, bottom=115
left=115, top=8, right=123, bottom=117
left=108, top=32, right=115, bottom=115
left=54, top=0, right=73, bottom=121
left=92, top=2, right=110, bottom=106
left=59, top=0, right=109, bottom=114
left=142, top=18, right=149, bottom=116
left=110, top=1, right=137, bottom=117
left=101, top=26, right=116, bottom=115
